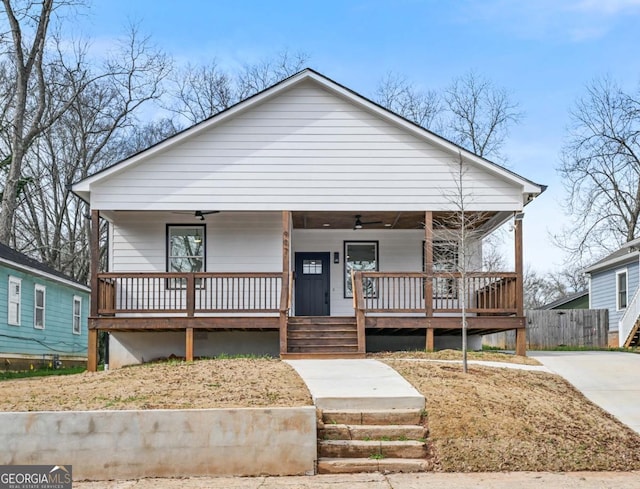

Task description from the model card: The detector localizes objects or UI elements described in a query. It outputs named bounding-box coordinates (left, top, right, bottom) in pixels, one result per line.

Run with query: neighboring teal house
left=0, top=242, right=90, bottom=369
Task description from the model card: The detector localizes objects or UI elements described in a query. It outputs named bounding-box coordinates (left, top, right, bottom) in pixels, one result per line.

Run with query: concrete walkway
left=285, top=359, right=424, bottom=410
left=75, top=471, right=640, bottom=488
left=530, top=351, right=640, bottom=434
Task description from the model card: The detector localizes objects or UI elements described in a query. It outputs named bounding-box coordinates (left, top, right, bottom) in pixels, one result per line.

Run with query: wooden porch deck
left=87, top=270, right=526, bottom=367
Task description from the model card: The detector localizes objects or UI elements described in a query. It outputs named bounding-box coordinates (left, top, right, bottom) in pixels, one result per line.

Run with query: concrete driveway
left=530, top=351, right=640, bottom=434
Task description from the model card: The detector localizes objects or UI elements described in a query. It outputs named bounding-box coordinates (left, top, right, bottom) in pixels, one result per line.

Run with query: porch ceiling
left=291, top=211, right=495, bottom=230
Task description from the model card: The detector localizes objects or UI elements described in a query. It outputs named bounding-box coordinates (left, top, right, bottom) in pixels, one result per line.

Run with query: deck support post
left=88, top=209, right=100, bottom=372
left=514, top=215, right=526, bottom=356
left=426, top=327, right=435, bottom=352
left=354, top=272, right=366, bottom=354
left=186, top=327, right=194, bottom=362
left=424, top=211, right=434, bottom=351
left=279, top=211, right=291, bottom=356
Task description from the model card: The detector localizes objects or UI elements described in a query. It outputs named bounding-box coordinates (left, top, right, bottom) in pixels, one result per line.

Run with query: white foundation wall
left=366, top=334, right=482, bottom=352
left=109, top=331, right=279, bottom=368
left=109, top=211, right=282, bottom=273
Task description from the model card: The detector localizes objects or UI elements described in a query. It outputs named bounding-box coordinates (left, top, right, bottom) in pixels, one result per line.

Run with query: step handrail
left=618, top=285, right=640, bottom=347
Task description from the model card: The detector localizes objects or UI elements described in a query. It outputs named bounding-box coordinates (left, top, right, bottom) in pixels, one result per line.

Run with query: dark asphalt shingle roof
left=0, top=242, right=88, bottom=288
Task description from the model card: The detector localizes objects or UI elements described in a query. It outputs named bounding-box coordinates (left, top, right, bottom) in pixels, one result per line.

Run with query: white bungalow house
left=72, top=69, right=544, bottom=370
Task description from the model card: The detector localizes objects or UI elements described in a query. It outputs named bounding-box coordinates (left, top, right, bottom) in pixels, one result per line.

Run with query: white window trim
left=616, top=269, right=628, bottom=311
left=72, top=295, right=82, bottom=335
left=34, top=284, right=46, bottom=330
left=8, top=276, right=21, bottom=326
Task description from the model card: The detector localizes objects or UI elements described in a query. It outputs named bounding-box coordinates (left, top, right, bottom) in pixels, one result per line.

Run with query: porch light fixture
left=323, top=223, right=331, bottom=227
left=334, top=252, right=340, bottom=264
left=514, top=212, right=525, bottom=221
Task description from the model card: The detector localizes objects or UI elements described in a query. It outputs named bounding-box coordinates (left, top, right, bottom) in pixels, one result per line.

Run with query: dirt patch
left=370, top=349, right=541, bottom=366
left=385, top=360, right=640, bottom=471
left=0, top=359, right=312, bottom=411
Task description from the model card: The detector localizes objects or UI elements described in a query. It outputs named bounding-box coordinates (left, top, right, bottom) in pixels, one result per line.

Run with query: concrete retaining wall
left=0, top=407, right=316, bottom=480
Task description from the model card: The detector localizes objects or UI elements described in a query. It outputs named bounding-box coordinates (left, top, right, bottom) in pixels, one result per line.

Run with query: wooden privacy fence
left=483, top=309, right=609, bottom=349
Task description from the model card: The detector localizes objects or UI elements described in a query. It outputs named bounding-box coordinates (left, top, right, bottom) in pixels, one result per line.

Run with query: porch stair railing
left=619, top=286, right=640, bottom=347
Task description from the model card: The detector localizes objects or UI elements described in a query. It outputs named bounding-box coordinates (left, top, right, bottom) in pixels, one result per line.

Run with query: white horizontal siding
left=92, top=81, right=524, bottom=212
left=110, top=211, right=281, bottom=273
left=291, top=228, right=482, bottom=316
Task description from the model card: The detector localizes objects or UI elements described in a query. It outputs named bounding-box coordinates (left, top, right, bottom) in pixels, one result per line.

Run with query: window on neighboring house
left=344, top=241, right=378, bottom=298
left=72, top=296, right=82, bottom=335
left=617, top=270, right=628, bottom=310
left=34, top=284, right=46, bottom=329
left=8, top=276, right=21, bottom=326
left=167, top=225, right=206, bottom=287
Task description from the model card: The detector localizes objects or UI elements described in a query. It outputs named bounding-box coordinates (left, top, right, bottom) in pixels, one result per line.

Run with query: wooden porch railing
left=96, top=272, right=284, bottom=316
left=354, top=271, right=518, bottom=315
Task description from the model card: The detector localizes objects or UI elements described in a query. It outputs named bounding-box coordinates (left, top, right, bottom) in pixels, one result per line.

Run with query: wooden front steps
left=286, top=317, right=361, bottom=356
left=317, top=409, right=433, bottom=474
left=624, top=320, right=640, bottom=347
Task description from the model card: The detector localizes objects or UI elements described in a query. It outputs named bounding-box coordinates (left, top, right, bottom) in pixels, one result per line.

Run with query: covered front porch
left=87, top=210, right=526, bottom=370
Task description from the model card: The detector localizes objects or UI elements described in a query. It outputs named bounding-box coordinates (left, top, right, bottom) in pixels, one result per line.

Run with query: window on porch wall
left=344, top=241, right=378, bottom=298
left=424, top=240, right=459, bottom=298
left=167, top=225, right=205, bottom=288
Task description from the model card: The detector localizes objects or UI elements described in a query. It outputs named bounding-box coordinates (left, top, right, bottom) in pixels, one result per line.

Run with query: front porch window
left=344, top=241, right=378, bottom=298
left=167, top=225, right=205, bottom=286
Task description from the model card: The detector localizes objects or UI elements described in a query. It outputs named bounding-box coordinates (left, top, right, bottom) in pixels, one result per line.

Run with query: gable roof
left=0, top=242, right=90, bottom=291
left=72, top=68, right=544, bottom=202
left=584, top=241, right=640, bottom=275
left=539, top=290, right=589, bottom=310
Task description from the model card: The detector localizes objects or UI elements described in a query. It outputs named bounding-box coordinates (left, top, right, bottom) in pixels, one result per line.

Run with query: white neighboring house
left=72, top=69, right=544, bottom=369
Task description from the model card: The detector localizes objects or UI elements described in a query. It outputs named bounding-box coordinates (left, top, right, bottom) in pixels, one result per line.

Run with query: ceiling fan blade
left=361, top=220, right=383, bottom=226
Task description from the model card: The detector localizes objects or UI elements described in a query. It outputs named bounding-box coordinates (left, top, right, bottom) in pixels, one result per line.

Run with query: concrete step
left=320, top=423, right=427, bottom=441
left=281, top=352, right=366, bottom=360
left=318, top=439, right=427, bottom=459
left=287, top=345, right=360, bottom=353
left=317, top=457, right=432, bottom=474
left=321, top=409, right=423, bottom=426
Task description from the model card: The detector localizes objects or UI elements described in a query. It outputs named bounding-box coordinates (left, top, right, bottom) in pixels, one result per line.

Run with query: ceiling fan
left=353, top=214, right=382, bottom=230
left=194, top=210, right=220, bottom=221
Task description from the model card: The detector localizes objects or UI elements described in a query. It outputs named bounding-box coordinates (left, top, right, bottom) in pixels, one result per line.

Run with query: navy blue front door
left=294, top=252, right=330, bottom=316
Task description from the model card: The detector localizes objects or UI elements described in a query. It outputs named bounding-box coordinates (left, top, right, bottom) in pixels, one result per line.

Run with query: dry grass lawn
left=0, top=359, right=312, bottom=411
left=3, top=354, right=640, bottom=472
left=369, top=349, right=541, bottom=365
left=385, top=360, right=640, bottom=472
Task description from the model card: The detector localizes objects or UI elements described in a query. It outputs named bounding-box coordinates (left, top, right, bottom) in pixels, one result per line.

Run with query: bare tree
left=0, top=0, right=57, bottom=244
left=444, top=71, right=522, bottom=160
left=439, top=153, right=494, bottom=373
left=374, top=70, right=521, bottom=162
left=165, top=60, right=234, bottom=125
left=373, top=72, right=442, bottom=129
left=236, top=49, right=308, bottom=100
left=558, top=76, right=640, bottom=261
left=13, top=26, right=170, bottom=280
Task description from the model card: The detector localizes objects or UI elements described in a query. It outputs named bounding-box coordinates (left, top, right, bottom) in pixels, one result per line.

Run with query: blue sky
left=79, top=0, right=640, bottom=272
